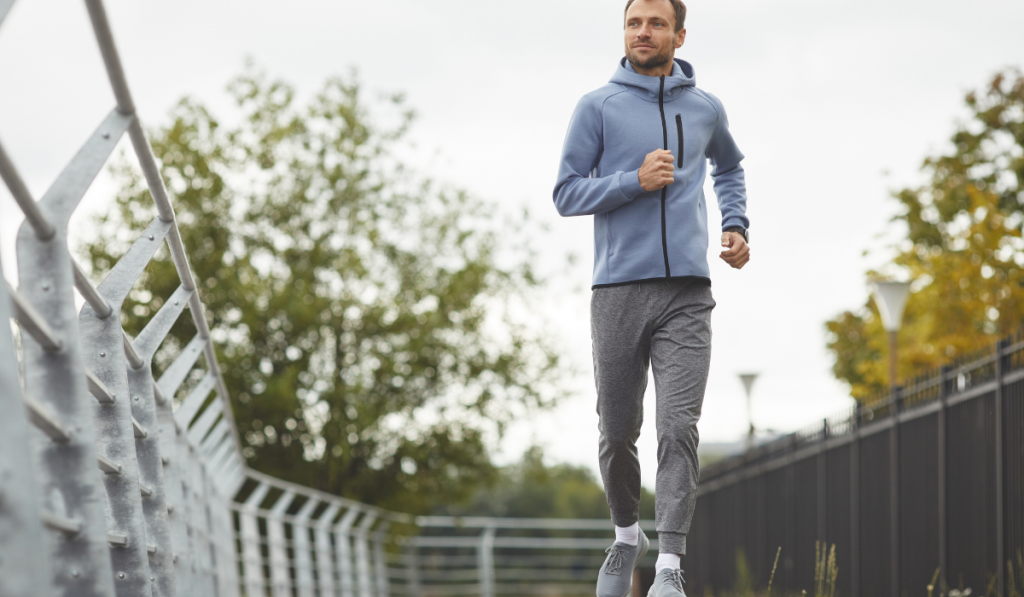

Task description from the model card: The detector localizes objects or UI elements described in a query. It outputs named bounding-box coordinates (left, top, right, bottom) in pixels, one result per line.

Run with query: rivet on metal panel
left=41, top=283, right=49, bottom=291
left=71, top=570, right=80, bottom=579
left=118, top=572, right=126, bottom=580
left=103, top=133, right=111, bottom=139
left=134, top=396, right=139, bottom=401
left=100, top=351, right=106, bottom=358
left=148, top=235, right=154, bottom=241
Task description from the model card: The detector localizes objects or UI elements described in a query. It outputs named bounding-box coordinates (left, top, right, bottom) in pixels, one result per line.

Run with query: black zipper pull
left=675, top=114, right=684, bottom=168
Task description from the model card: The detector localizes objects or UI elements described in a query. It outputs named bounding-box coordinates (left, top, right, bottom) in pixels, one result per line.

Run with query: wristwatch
left=725, top=226, right=749, bottom=244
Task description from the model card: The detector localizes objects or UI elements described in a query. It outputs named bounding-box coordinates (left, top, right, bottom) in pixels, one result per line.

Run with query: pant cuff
left=610, top=512, right=639, bottom=528
left=658, top=532, right=686, bottom=555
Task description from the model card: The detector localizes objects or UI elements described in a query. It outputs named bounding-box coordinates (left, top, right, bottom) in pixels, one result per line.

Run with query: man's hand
left=638, top=149, right=675, bottom=192
left=720, top=232, right=750, bottom=269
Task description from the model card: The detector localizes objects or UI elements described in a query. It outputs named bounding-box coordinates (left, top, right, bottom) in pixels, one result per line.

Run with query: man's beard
left=626, top=45, right=672, bottom=70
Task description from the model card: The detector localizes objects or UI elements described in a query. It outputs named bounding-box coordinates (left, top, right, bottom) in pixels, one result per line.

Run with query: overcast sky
left=2, top=0, right=1022, bottom=484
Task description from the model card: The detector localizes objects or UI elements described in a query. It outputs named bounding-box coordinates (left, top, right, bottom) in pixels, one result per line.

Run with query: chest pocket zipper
left=675, top=114, right=684, bottom=169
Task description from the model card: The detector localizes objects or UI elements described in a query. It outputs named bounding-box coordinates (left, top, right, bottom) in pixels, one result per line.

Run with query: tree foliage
left=827, top=68, right=1024, bottom=400
left=83, top=67, right=563, bottom=513
left=440, top=447, right=656, bottom=520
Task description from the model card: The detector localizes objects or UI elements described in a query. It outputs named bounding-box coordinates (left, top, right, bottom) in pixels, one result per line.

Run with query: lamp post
left=739, top=373, right=758, bottom=451
left=871, top=281, right=912, bottom=393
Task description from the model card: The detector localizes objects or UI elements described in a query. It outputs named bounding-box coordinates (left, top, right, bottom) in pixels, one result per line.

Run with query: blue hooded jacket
left=553, top=58, right=748, bottom=288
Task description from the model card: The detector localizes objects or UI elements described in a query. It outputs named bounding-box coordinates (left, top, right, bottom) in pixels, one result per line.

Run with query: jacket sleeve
left=552, top=95, right=645, bottom=217
left=705, top=98, right=750, bottom=232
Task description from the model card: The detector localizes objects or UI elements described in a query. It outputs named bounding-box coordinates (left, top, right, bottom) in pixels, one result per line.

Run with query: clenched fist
left=720, top=232, right=750, bottom=270
left=638, top=149, right=675, bottom=192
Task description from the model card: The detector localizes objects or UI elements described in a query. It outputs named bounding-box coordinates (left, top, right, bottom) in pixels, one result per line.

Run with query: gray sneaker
left=596, top=530, right=649, bottom=597
left=647, top=568, right=686, bottom=596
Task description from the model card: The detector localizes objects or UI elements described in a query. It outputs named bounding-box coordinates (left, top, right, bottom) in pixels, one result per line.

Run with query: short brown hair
left=624, top=0, right=687, bottom=32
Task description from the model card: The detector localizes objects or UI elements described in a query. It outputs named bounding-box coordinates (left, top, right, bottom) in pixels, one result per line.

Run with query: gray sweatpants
left=592, top=278, right=715, bottom=556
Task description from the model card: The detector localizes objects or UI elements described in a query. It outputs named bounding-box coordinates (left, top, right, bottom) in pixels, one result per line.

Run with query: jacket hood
left=610, top=57, right=695, bottom=102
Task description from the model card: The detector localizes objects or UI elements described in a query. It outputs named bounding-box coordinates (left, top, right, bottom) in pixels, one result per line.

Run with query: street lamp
left=871, top=281, right=912, bottom=393
left=739, top=373, right=758, bottom=451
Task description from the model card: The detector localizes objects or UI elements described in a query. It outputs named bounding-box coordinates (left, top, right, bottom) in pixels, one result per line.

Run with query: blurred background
left=1, top=0, right=1022, bottom=517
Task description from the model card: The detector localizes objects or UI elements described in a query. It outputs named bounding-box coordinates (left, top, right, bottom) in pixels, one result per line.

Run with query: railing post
left=125, top=285, right=194, bottom=597
left=156, top=334, right=206, bottom=591
left=818, top=418, right=828, bottom=546
left=336, top=507, right=361, bottom=597
left=405, top=544, right=422, bottom=597
left=293, top=498, right=320, bottom=597
left=315, top=504, right=343, bottom=597
left=210, top=487, right=241, bottom=597
left=266, top=491, right=295, bottom=597
left=240, top=483, right=270, bottom=597
left=0, top=262, right=52, bottom=597
left=994, top=340, right=1006, bottom=596
left=356, top=513, right=378, bottom=597
left=15, top=137, right=122, bottom=597
left=81, top=219, right=179, bottom=597
left=890, top=387, right=901, bottom=597
left=373, top=522, right=391, bottom=597
left=851, top=404, right=861, bottom=597
left=478, top=526, right=496, bottom=597
left=938, top=366, right=949, bottom=591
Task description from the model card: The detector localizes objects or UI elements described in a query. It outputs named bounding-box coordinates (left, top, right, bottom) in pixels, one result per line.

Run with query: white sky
left=1, top=0, right=1022, bottom=486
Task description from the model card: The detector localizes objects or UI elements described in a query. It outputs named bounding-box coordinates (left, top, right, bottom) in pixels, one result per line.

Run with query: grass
left=715, top=547, right=1024, bottom=597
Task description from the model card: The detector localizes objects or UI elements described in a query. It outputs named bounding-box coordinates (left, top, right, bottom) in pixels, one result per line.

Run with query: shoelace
left=665, top=568, right=686, bottom=592
left=604, top=545, right=627, bottom=575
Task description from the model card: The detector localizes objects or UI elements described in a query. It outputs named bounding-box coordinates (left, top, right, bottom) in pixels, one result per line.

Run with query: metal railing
left=0, top=2, right=405, bottom=595
left=405, top=517, right=660, bottom=597
left=688, top=333, right=1024, bottom=596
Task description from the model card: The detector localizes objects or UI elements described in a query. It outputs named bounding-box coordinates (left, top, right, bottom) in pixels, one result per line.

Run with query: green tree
left=827, top=68, right=1024, bottom=400
left=441, top=447, right=656, bottom=520
left=83, top=66, right=563, bottom=514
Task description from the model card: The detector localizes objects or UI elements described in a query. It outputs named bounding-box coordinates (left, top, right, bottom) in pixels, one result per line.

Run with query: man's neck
left=628, top=58, right=675, bottom=78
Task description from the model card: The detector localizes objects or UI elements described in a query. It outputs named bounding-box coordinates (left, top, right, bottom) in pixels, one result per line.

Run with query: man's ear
left=676, top=29, right=687, bottom=49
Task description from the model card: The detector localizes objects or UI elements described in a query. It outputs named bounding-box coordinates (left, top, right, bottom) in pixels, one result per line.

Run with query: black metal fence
left=685, top=332, right=1024, bottom=596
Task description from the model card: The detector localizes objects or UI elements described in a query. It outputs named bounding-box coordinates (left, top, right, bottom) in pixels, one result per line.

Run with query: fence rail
left=687, top=334, right=1024, bottom=596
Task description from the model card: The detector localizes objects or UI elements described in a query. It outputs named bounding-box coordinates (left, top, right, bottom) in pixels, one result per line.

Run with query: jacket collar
left=610, top=57, right=696, bottom=102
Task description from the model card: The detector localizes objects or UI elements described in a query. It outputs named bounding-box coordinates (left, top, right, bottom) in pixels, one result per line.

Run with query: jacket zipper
left=658, top=76, right=671, bottom=278
left=675, top=114, right=684, bottom=168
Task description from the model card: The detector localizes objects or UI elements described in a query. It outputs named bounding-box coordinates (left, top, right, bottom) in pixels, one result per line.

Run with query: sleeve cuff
left=722, top=218, right=749, bottom=232
left=619, top=170, right=645, bottom=200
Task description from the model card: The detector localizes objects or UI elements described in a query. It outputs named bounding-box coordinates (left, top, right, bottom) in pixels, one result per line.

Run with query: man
left=552, top=0, right=750, bottom=595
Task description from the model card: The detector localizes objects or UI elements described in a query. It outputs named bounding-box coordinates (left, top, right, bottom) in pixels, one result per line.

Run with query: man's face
left=624, top=0, right=686, bottom=71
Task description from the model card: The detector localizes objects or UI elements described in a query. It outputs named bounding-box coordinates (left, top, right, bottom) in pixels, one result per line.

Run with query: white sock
left=614, top=522, right=639, bottom=546
left=655, top=553, right=681, bottom=572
